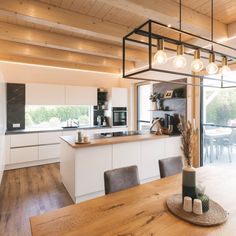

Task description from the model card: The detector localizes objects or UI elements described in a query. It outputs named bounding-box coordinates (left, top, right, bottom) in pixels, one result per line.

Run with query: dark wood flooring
left=0, top=163, right=73, bottom=236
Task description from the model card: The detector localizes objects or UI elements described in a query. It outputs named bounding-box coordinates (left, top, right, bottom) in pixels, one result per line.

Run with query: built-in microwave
left=112, top=107, right=127, bottom=126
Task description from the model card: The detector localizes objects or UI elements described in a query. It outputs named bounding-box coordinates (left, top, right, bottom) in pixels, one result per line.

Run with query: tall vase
left=182, top=166, right=197, bottom=201
left=151, top=102, right=157, bottom=110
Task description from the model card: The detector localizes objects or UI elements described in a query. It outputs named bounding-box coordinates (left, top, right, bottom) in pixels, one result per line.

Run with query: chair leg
left=207, top=146, right=209, bottom=158
left=228, top=146, right=232, bottom=163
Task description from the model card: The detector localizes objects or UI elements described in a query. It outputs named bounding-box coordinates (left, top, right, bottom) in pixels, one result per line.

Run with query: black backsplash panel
left=7, top=83, right=25, bottom=130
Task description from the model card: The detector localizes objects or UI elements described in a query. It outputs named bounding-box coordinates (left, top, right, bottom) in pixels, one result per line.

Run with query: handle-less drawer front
left=10, top=146, right=38, bottom=164
left=38, top=144, right=60, bottom=160
left=10, top=133, right=38, bottom=148
left=38, top=132, right=62, bottom=145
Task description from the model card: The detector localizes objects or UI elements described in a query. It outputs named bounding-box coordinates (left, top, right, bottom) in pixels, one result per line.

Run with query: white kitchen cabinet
left=140, top=139, right=165, bottom=180
left=111, top=88, right=128, bottom=107
left=5, top=135, right=11, bottom=165
left=165, top=136, right=182, bottom=157
left=11, top=133, right=38, bottom=147
left=75, top=145, right=112, bottom=196
left=65, top=86, right=97, bottom=105
left=38, top=131, right=62, bottom=145
left=62, top=130, right=77, bottom=137
left=26, top=83, right=65, bottom=105
left=112, top=142, right=141, bottom=171
left=10, top=146, right=38, bottom=164
left=39, top=144, right=60, bottom=160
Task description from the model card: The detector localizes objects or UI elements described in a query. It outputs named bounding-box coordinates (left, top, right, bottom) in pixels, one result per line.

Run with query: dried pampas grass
left=178, top=121, right=195, bottom=167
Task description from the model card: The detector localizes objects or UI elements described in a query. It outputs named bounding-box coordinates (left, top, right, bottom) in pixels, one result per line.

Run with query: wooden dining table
left=30, top=165, right=236, bottom=236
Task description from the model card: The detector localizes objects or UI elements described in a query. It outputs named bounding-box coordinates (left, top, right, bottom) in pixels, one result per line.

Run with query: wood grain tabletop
left=30, top=165, right=236, bottom=236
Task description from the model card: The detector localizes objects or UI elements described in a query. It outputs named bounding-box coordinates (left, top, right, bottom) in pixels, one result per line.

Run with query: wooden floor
left=0, top=163, right=73, bottom=236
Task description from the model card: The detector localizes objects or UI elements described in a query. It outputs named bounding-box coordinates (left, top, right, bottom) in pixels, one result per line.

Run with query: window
left=25, top=105, right=93, bottom=129
left=201, top=72, right=236, bottom=166
left=137, top=84, right=152, bottom=131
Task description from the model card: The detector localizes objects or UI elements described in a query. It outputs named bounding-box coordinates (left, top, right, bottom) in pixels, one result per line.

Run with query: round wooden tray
left=166, top=194, right=228, bottom=226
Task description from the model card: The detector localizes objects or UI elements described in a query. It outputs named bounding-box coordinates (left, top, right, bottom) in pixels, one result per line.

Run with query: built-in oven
left=112, top=107, right=127, bottom=126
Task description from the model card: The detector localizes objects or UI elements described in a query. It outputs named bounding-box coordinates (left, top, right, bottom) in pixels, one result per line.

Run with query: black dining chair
left=104, top=165, right=140, bottom=194
left=159, top=156, right=183, bottom=178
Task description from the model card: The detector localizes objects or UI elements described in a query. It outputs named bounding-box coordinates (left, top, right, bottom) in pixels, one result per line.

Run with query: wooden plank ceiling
left=172, top=0, right=236, bottom=24
left=0, top=0, right=235, bottom=74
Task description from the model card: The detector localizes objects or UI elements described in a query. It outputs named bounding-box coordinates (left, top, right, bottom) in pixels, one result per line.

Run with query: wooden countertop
left=60, top=133, right=171, bottom=148
left=30, top=165, right=236, bottom=236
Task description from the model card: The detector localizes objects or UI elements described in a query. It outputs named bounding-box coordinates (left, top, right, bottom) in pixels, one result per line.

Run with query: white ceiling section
left=0, top=0, right=235, bottom=76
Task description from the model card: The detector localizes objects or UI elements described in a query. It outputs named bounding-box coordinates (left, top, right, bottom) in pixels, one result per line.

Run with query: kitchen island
left=60, top=133, right=182, bottom=203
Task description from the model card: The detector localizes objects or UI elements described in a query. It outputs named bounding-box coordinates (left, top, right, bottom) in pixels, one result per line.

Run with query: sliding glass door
left=137, top=84, right=152, bottom=131
left=201, top=73, right=236, bottom=166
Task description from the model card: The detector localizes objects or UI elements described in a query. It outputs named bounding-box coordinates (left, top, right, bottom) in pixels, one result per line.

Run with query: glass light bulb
left=191, top=59, right=204, bottom=72
left=206, top=62, right=218, bottom=75
left=153, top=50, right=168, bottom=64
left=220, top=65, right=231, bottom=75
left=173, top=55, right=187, bottom=69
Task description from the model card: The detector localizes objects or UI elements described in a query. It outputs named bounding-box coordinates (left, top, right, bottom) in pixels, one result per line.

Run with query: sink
left=61, top=126, right=79, bottom=129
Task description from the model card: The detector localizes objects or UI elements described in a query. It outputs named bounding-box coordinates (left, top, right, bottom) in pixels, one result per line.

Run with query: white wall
left=0, top=72, right=6, bottom=183
left=0, top=61, right=122, bottom=88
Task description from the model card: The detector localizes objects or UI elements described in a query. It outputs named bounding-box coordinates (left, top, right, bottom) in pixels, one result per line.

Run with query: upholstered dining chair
left=159, top=156, right=183, bottom=178
left=104, top=165, right=140, bottom=194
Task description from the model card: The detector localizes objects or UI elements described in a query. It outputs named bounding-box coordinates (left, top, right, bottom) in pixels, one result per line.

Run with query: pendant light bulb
left=206, top=53, right=218, bottom=75
left=191, top=49, right=204, bottom=72
left=220, top=56, right=231, bottom=75
left=173, top=45, right=187, bottom=69
left=153, top=39, right=168, bottom=65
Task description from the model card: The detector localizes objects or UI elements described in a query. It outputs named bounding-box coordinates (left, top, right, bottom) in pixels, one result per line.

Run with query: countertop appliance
left=112, top=107, right=127, bottom=127
left=152, top=113, right=181, bottom=135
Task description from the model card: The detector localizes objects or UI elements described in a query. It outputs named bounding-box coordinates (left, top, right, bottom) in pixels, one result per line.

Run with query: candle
left=193, top=199, right=203, bottom=215
left=183, top=196, right=192, bottom=212
left=198, top=194, right=209, bottom=213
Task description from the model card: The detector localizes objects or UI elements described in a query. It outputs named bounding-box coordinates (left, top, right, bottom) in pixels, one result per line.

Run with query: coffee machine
left=163, top=113, right=181, bottom=135
left=151, top=113, right=181, bottom=135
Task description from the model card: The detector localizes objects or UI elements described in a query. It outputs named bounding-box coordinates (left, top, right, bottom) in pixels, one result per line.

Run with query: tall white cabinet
left=111, top=87, right=128, bottom=107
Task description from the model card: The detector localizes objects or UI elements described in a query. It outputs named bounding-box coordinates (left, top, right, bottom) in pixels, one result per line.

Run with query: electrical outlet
left=12, top=123, right=21, bottom=128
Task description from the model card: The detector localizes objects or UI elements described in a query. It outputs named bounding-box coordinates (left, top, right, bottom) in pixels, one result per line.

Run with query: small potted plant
left=149, top=92, right=161, bottom=110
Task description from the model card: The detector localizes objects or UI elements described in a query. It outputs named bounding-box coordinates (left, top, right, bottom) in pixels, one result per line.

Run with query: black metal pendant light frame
left=122, top=1, right=236, bottom=88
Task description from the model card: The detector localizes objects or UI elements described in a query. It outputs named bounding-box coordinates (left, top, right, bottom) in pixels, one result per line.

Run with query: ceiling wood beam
left=0, top=54, right=120, bottom=74
left=99, top=0, right=228, bottom=41
left=0, top=21, right=146, bottom=62
left=0, top=0, right=131, bottom=43
left=228, top=21, right=236, bottom=38
left=0, top=39, right=134, bottom=70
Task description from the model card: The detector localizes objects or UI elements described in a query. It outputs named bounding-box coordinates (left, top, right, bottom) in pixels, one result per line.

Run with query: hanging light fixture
left=191, top=49, right=204, bottom=72
left=206, top=53, right=218, bottom=75
left=173, top=44, right=187, bottom=69
left=122, top=0, right=236, bottom=88
left=220, top=56, right=231, bottom=74
left=173, top=0, right=186, bottom=69
left=153, top=39, right=168, bottom=64
left=206, top=0, right=218, bottom=75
